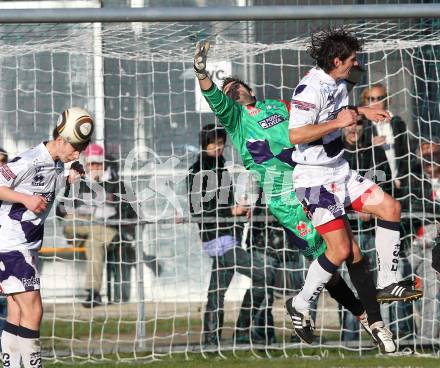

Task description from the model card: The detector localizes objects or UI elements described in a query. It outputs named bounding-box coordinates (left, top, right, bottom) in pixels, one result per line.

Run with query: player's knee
left=385, top=197, right=401, bottom=220
left=338, top=245, right=351, bottom=263
left=327, top=241, right=350, bottom=264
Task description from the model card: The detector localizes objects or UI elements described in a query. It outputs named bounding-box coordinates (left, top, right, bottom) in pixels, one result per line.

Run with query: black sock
left=326, top=273, right=364, bottom=317
left=347, top=256, right=382, bottom=325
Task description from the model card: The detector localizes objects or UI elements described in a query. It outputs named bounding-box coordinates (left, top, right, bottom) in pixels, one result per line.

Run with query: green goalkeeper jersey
left=202, top=83, right=296, bottom=202
left=202, top=83, right=326, bottom=260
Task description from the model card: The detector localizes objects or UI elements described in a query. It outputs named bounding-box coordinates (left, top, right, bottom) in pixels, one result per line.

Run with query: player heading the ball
left=0, top=107, right=93, bottom=368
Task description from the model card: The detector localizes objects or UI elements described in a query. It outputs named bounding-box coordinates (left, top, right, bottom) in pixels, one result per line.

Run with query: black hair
left=0, top=147, right=7, bottom=163
left=53, top=126, right=60, bottom=139
left=221, top=77, right=253, bottom=94
left=199, top=124, right=227, bottom=150
left=308, top=27, right=362, bottom=73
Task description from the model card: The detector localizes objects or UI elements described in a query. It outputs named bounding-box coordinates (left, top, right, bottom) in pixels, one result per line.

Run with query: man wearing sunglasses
left=360, top=84, right=409, bottom=196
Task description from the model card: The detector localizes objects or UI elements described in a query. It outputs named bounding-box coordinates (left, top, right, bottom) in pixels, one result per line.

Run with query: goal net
left=0, top=13, right=439, bottom=363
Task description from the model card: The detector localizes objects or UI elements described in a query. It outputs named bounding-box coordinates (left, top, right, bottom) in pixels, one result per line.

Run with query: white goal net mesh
left=0, top=17, right=439, bottom=363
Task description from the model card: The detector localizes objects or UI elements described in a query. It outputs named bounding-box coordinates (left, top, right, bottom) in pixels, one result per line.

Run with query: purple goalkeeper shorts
left=0, top=250, right=40, bottom=294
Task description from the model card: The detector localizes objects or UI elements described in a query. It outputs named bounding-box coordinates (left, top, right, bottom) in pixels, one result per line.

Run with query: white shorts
left=293, top=160, right=376, bottom=229
left=0, top=250, right=40, bottom=294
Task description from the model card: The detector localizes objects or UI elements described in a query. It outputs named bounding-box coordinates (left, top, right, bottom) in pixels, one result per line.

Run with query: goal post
left=0, top=2, right=439, bottom=364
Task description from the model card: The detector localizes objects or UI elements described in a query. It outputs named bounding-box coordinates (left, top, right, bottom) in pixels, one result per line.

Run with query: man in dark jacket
left=187, top=124, right=268, bottom=346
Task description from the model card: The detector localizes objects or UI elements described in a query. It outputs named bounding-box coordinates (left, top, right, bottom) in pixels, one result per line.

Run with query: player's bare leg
left=12, top=290, right=43, bottom=368
left=358, top=187, right=422, bottom=303
left=1, top=296, right=22, bottom=368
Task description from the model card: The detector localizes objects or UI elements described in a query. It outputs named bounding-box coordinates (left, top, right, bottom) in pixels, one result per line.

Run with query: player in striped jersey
left=287, top=28, right=422, bottom=349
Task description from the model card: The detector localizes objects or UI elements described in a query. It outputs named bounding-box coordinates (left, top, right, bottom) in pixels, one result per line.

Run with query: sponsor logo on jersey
left=32, top=174, right=45, bottom=187
left=325, top=93, right=335, bottom=107
left=292, top=99, right=316, bottom=111
left=327, top=203, right=344, bottom=214
left=296, top=221, right=311, bottom=238
left=246, top=105, right=261, bottom=116
left=0, top=165, right=17, bottom=181
left=35, top=191, right=55, bottom=202
left=21, top=276, right=40, bottom=288
left=320, top=82, right=334, bottom=95
left=258, top=113, right=284, bottom=129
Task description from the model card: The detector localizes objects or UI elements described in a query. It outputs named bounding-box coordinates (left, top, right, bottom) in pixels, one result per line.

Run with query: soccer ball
left=56, top=107, right=94, bottom=145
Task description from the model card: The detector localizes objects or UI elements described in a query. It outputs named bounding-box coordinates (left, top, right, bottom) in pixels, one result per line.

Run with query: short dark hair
left=53, top=126, right=60, bottom=139
left=199, top=124, right=227, bottom=150
left=221, top=77, right=253, bottom=94
left=308, top=27, right=362, bottom=73
left=0, top=147, right=7, bottom=164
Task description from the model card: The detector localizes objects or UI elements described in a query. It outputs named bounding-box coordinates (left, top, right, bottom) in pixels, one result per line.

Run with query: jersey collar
left=315, top=67, right=336, bottom=86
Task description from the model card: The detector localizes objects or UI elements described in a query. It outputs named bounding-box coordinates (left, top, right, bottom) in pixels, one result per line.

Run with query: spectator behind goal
left=57, top=143, right=136, bottom=307
left=360, top=83, right=410, bottom=198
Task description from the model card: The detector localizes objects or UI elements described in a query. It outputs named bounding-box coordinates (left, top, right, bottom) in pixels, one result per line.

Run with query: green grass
left=44, top=350, right=440, bottom=367
left=39, top=318, right=440, bottom=366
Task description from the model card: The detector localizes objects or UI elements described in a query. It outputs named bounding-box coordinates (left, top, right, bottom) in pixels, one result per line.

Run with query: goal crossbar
left=1, top=4, right=440, bottom=23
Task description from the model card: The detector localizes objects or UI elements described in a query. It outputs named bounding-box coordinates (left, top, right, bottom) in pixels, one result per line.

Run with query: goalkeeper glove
left=194, top=40, right=210, bottom=80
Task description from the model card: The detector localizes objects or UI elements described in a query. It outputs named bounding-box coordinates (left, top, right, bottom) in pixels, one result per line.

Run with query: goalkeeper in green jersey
left=193, top=40, right=397, bottom=353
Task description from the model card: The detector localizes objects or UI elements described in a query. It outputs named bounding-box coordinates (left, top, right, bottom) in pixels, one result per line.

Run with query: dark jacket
left=57, top=163, right=136, bottom=237
left=343, top=136, right=393, bottom=195
left=187, top=155, right=239, bottom=242
left=409, top=175, right=440, bottom=216
left=363, top=115, right=410, bottom=199
left=343, top=130, right=392, bottom=231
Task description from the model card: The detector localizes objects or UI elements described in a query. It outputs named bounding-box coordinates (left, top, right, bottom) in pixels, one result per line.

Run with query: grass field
left=39, top=316, right=440, bottom=367
left=44, top=350, right=440, bottom=367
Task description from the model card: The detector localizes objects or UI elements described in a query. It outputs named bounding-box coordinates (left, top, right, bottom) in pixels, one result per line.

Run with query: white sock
left=294, top=254, right=336, bottom=312
left=17, top=326, right=42, bottom=368
left=1, top=322, right=21, bottom=368
left=376, top=219, right=400, bottom=289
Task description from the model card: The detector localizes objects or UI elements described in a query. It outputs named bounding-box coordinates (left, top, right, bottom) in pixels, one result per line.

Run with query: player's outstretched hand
left=24, top=195, right=48, bottom=214
left=335, top=108, right=357, bottom=128
left=362, top=107, right=391, bottom=122
left=194, top=40, right=210, bottom=80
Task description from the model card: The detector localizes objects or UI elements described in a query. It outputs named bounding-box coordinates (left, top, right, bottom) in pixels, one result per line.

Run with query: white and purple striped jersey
left=288, top=67, right=349, bottom=166
left=0, top=143, right=65, bottom=251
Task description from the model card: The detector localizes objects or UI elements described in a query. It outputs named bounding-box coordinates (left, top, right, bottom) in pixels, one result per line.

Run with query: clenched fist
left=24, top=195, right=48, bottom=214
left=335, top=108, right=358, bottom=128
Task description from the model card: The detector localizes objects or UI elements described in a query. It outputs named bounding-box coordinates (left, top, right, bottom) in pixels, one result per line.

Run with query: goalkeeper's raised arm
left=194, top=40, right=248, bottom=132
left=194, top=40, right=213, bottom=91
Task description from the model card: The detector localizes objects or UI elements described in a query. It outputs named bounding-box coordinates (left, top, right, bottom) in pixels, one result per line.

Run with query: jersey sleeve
left=201, top=83, right=242, bottom=133
left=288, top=84, right=321, bottom=129
left=0, top=157, right=32, bottom=188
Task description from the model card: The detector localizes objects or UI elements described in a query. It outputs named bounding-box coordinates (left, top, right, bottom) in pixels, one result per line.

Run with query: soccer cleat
left=376, top=282, right=423, bottom=303
left=285, top=297, right=315, bottom=344
left=370, top=321, right=397, bottom=354
left=357, top=312, right=377, bottom=345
